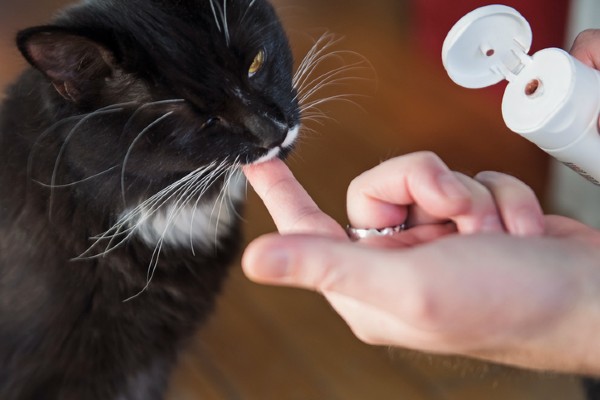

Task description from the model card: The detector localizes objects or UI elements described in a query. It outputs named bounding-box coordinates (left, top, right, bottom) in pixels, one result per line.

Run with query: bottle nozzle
left=525, top=78, right=543, bottom=97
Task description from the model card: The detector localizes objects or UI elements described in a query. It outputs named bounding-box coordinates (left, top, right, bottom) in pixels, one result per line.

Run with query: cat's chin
left=248, top=125, right=299, bottom=166
left=252, top=147, right=282, bottom=165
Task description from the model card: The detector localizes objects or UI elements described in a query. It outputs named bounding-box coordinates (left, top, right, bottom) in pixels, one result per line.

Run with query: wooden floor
left=0, top=1, right=585, bottom=399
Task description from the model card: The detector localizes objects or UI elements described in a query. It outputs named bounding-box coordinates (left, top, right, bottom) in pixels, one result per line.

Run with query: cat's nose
left=241, top=113, right=287, bottom=149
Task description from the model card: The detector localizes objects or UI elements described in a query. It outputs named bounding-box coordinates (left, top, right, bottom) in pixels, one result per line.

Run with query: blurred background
left=1, top=0, right=598, bottom=399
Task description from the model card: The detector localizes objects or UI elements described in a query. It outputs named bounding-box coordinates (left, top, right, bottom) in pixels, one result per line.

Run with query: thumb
left=242, top=234, right=434, bottom=348
left=570, top=29, right=600, bottom=69
left=242, top=233, right=399, bottom=295
left=242, top=234, right=449, bottom=341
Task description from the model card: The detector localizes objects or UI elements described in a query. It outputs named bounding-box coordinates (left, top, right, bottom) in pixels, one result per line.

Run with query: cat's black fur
left=0, top=0, right=299, bottom=399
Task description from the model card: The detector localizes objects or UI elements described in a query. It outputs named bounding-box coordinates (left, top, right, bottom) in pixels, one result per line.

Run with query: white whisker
left=223, top=0, right=231, bottom=46
left=77, top=163, right=217, bottom=259
left=209, top=0, right=230, bottom=45
left=122, top=99, right=185, bottom=136
left=301, top=94, right=368, bottom=115
left=209, top=0, right=222, bottom=33
left=240, top=0, right=257, bottom=24
left=121, top=111, right=175, bottom=207
left=293, top=32, right=374, bottom=132
left=293, top=34, right=346, bottom=90
left=48, top=106, right=127, bottom=220
left=189, top=160, right=230, bottom=254
left=27, top=102, right=135, bottom=183
left=209, top=159, right=241, bottom=250
left=296, top=63, right=372, bottom=103
left=124, top=160, right=234, bottom=302
left=34, top=165, right=119, bottom=188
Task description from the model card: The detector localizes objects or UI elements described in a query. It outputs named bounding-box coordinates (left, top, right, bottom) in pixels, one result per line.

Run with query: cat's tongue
left=242, top=160, right=344, bottom=236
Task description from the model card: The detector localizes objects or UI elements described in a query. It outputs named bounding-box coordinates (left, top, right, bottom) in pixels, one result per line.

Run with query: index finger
left=347, top=152, right=504, bottom=234
left=347, top=152, right=472, bottom=228
left=243, top=159, right=346, bottom=238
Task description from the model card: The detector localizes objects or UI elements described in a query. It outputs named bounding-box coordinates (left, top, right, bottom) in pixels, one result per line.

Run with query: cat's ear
left=17, top=26, right=116, bottom=102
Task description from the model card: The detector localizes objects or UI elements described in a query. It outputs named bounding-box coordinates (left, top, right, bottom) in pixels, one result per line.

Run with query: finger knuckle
left=575, top=29, right=598, bottom=43
left=288, top=206, right=324, bottom=230
left=413, top=150, right=441, bottom=162
left=347, top=175, right=363, bottom=197
left=474, top=170, right=502, bottom=181
left=409, top=151, right=446, bottom=170
left=476, top=171, right=536, bottom=197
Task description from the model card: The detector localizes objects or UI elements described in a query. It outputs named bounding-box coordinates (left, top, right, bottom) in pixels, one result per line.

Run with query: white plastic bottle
left=442, top=5, right=600, bottom=185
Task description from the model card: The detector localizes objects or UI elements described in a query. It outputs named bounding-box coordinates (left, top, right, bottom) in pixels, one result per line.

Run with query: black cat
left=0, top=0, right=299, bottom=399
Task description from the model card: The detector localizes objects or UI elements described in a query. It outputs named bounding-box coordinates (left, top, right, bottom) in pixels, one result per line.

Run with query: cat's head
left=17, top=0, right=299, bottom=179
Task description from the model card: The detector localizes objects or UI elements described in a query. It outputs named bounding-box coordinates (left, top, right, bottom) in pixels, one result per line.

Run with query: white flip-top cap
left=442, top=5, right=533, bottom=88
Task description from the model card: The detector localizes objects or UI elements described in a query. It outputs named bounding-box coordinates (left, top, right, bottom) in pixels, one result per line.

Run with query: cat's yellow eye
left=248, top=49, right=266, bottom=77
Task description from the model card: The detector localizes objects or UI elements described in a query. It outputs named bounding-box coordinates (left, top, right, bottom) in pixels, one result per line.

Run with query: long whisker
left=301, top=94, right=369, bottom=114
left=210, top=160, right=242, bottom=250
left=188, top=160, right=231, bottom=255
left=146, top=175, right=210, bottom=277
left=240, top=0, right=257, bottom=24
left=77, top=162, right=220, bottom=259
left=297, top=57, right=367, bottom=101
left=209, top=0, right=222, bottom=33
left=48, top=106, right=127, bottom=220
left=122, top=99, right=185, bottom=136
left=27, top=102, right=135, bottom=183
left=293, top=32, right=375, bottom=133
left=203, top=158, right=237, bottom=250
left=100, top=174, right=203, bottom=254
left=293, top=34, right=346, bottom=90
left=147, top=161, right=229, bottom=269
left=34, top=165, right=119, bottom=188
left=296, top=62, right=372, bottom=104
left=209, top=0, right=230, bottom=45
left=121, top=111, right=175, bottom=207
left=223, top=0, right=231, bottom=46
left=124, top=160, right=232, bottom=301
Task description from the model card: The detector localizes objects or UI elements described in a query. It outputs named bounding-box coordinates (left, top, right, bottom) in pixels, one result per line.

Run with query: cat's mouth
left=250, top=124, right=299, bottom=165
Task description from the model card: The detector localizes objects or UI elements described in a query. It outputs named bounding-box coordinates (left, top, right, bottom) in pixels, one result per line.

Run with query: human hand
left=244, top=152, right=544, bottom=248
left=570, top=29, right=600, bottom=70
left=570, top=29, right=600, bottom=130
left=344, top=151, right=544, bottom=246
left=242, top=154, right=600, bottom=374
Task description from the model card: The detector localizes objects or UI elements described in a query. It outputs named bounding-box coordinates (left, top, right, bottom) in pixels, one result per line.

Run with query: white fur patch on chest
left=131, top=172, right=245, bottom=251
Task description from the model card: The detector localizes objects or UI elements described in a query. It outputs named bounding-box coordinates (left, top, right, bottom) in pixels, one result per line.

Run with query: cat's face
left=17, top=0, right=299, bottom=183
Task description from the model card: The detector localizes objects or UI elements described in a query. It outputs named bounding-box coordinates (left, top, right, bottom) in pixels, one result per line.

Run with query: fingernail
left=437, top=172, right=470, bottom=199
left=254, top=249, right=291, bottom=280
left=513, top=211, right=545, bottom=236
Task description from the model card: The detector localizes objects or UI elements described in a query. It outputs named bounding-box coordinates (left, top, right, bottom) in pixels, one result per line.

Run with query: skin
left=240, top=30, right=600, bottom=376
